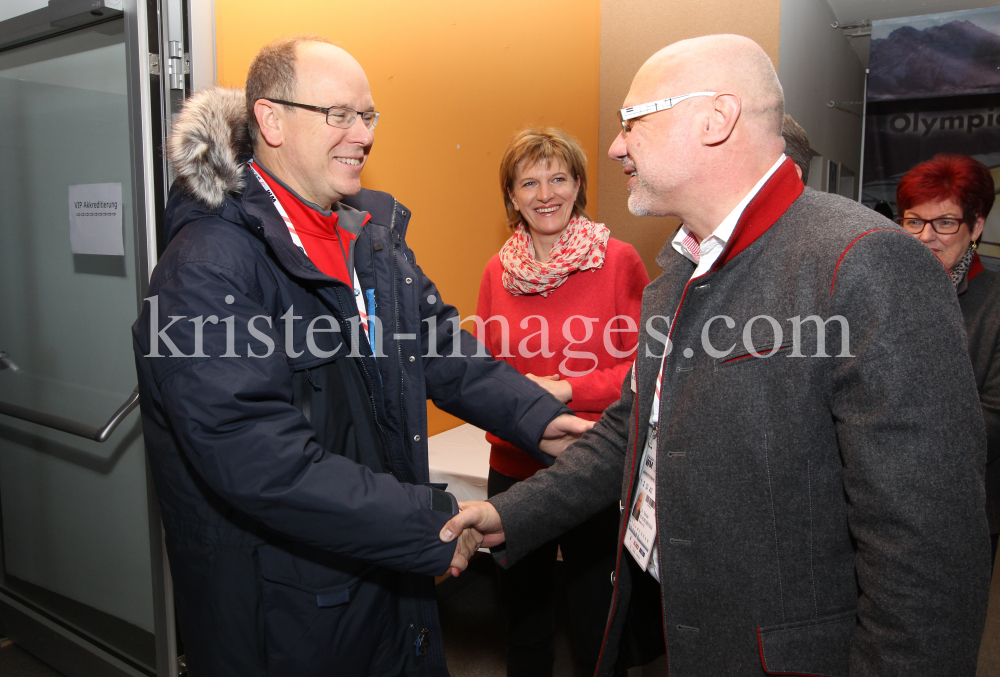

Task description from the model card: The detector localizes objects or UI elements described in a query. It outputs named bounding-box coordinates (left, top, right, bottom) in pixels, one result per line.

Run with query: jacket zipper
left=332, top=285, right=397, bottom=479
left=386, top=210, right=435, bottom=663
left=413, top=627, right=430, bottom=658
left=389, top=200, right=407, bottom=437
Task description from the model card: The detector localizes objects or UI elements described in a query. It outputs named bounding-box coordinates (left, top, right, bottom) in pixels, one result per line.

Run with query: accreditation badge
left=625, top=425, right=658, bottom=571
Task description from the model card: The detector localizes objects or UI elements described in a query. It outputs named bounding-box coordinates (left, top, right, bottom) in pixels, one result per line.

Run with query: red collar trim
left=712, top=156, right=804, bottom=270
left=969, top=253, right=985, bottom=282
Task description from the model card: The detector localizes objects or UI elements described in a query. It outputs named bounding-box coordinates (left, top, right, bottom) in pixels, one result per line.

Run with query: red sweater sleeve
left=563, top=244, right=649, bottom=412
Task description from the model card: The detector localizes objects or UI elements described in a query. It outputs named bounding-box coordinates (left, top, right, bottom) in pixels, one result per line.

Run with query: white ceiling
left=825, top=0, right=1000, bottom=67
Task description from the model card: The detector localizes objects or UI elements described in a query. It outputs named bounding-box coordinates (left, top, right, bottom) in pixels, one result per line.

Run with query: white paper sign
left=68, top=183, right=124, bottom=255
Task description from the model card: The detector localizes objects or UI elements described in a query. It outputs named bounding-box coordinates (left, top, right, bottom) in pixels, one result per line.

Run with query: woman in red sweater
left=477, top=128, right=648, bottom=677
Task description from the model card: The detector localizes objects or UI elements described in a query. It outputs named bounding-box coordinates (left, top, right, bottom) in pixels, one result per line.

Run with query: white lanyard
left=248, top=162, right=370, bottom=341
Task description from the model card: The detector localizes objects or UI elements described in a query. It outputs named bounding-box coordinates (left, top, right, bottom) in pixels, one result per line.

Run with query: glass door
left=0, top=1, right=182, bottom=675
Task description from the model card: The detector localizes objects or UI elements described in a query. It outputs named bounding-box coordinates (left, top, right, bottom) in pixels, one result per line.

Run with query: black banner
left=862, top=8, right=1000, bottom=252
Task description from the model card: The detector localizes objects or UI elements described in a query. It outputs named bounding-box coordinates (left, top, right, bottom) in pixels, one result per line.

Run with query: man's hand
left=440, top=501, right=506, bottom=577
left=527, top=373, right=573, bottom=403
left=539, top=413, right=594, bottom=457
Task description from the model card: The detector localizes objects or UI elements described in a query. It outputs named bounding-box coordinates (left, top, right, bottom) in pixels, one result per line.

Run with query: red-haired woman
left=897, top=153, right=1000, bottom=564
left=477, top=128, right=648, bottom=677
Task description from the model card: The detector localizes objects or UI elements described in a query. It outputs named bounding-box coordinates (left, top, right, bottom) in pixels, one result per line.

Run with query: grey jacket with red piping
left=488, top=157, right=991, bottom=677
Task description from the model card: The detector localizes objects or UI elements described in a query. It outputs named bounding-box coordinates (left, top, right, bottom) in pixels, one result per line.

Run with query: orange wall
left=215, top=0, right=600, bottom=435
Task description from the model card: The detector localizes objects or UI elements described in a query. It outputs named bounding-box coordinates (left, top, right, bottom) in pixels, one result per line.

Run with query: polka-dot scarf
left=500, top=217, right=611, bottom=297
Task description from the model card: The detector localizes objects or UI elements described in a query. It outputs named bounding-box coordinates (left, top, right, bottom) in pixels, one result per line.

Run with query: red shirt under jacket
left=253, top=162, right=357, bottom=284
left=476, top=237, right=649, bottom=479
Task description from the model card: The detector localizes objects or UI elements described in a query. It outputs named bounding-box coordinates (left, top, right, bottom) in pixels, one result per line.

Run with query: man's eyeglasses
left=262, top=99, right=380, bottom=130
left=618, top=91, right=717, bottom=135
left=897, top=216, right=966, bottom=235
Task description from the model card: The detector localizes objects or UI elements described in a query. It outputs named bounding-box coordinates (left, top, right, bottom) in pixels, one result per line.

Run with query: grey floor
left=3, top=551, right=1000, bottom=676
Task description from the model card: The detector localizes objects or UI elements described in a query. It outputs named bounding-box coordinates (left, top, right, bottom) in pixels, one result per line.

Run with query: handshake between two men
left=440, top=500, right=506, bottom=577
left=441, top=411, right=597, bottom=576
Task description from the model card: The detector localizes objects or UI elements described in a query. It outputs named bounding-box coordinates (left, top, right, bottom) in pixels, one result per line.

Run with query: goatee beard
left=628, top=192, right=652, bottom=216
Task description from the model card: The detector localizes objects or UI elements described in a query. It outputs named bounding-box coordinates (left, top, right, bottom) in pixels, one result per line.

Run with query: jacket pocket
left=256, top=544, right=391, bottom=677
left=257, top=543, right=374, bottom=602
left=716, top=340, right=794, bottom=368
left=756, top=609, right=856, bottom=677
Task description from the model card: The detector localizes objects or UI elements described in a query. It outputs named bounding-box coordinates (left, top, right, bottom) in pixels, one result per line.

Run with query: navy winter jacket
left=132, top=88, right=567, bottom=677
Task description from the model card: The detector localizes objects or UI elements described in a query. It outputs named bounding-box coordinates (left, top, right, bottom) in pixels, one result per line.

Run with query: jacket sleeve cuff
left=511, top=398, right=573, bottom=466
left=430, top=487, right=458, bottom=514
left=407, top=486, right=460, bottom=576
left=487, top=490, right=533, bottom=568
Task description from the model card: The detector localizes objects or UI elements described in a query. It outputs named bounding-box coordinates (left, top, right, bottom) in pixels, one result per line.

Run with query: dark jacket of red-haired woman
left=897, top=153, right=1000, bottom=555
left=958, top=258, right=1000, bottom=538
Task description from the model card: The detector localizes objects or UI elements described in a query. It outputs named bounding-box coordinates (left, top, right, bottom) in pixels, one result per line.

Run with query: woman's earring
left=973, top=241, right=979, bottom=251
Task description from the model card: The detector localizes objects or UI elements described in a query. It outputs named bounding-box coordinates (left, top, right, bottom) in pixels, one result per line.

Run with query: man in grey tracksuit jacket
left=442, top=35, right=991, bottom=676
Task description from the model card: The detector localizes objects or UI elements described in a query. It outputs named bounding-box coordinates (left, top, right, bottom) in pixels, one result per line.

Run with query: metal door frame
left=0, top=0, right=194, bottom=674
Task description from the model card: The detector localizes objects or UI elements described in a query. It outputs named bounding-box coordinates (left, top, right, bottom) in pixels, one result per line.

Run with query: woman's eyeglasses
left=897, top=216, right=965, bottom=235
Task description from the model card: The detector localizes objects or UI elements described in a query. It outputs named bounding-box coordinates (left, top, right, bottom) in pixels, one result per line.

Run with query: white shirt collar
left=672, top=154, right=786, bottom=276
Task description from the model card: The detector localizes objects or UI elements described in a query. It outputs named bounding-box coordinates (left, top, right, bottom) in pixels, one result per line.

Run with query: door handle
left=0, top=351, right=20, bottom=373
left=0, top=387, right=140, bottom=443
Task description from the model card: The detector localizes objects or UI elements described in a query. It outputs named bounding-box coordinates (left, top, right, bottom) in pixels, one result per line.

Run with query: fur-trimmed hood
left=167, top=87, right=252, bottom=209
left=164, top=87, right=412, bottom=245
